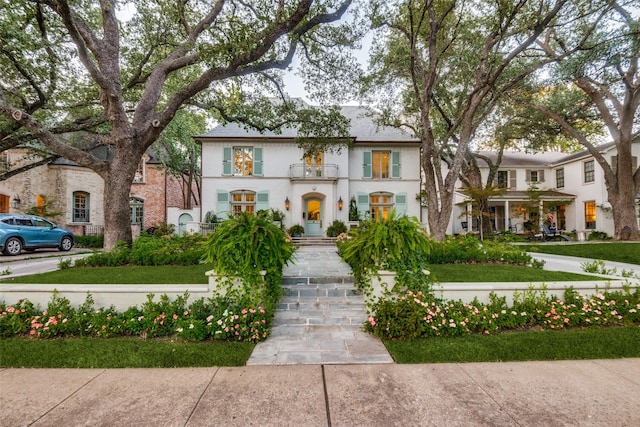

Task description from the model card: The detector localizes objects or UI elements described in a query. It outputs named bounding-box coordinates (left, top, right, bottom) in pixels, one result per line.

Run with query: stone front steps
left=246, top=277, right=394, bottom=365
left=291, top=236, right=337, bottom=246
left=276, top=279, right=367, bottom=327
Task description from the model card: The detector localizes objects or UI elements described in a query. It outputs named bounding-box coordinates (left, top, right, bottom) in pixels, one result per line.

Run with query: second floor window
left=556, top=168, right=565, bottom=188
left=133, top=160, right=145, bottom=183
left=584, top=160, right=595, bottom=183
left=223, top=147, right=263, bottom=176
left=372, top=151, right=390, bottom=179
left=363, top=151, right=400, bottom=179
left=73, top=192, right=90, bottom=222
left=234, top=147, right=253, bottom=176
left=526, top=169, right=544, bottom=183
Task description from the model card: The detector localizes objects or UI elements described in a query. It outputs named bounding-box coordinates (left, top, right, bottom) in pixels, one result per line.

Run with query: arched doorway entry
left=304, top=197, right=323, bottom=236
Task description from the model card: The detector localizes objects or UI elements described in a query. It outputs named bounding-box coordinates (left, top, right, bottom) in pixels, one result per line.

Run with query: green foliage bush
left=74, top=234, right=104, bottom=248
left=74, top=235, right=206, bottom=267
left=425, top=234, right=535, bottom=266
left=337, top=211, right=432, bottom=286
left=204, top=212, right=295, bottom=310
left=366, top=287, right=640, bottom=340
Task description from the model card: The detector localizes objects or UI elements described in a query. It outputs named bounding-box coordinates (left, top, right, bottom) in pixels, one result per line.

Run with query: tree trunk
left=102, top=151, right=141, bottom=249
left=609, top=190, right=640, bottom=241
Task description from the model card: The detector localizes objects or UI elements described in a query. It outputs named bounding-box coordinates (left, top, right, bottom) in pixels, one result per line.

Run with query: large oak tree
left=532, top=0, right=640, bottom=240
left=364, top=0, right=578, bottom=240
left=0, top=0, right=359, bottom=249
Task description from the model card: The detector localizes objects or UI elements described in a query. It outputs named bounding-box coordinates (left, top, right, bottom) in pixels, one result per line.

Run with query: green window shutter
left=253, top=147, right=263, bottom=176
left=222, top=147, right=232, bottom=176
left=256, top=190, right=269, bottom=212
left=362, top=151, right=372, bottom=179
left=395, top=192, right=407, bottom=216
left=357, top=192, right=370, bottom=219
left=391, top=151, right=401, bottom=178
left=216, top=190, right=229, bottom=218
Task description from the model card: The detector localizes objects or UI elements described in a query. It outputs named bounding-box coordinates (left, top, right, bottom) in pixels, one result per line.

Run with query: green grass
left=1, top=264, right=214, bottom=284
left=518, top=242, right=640, bottom=265
left=384, top=326, right=640, bottom=363
left=4, top=262, right=599, bottom=285
left=428, top=263, right=599, bottom=282
left=0, top=337, right=254, bottom=367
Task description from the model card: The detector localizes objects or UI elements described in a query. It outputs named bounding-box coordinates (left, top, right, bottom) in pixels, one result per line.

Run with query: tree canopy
left=0, top=0, right=363, bottom=248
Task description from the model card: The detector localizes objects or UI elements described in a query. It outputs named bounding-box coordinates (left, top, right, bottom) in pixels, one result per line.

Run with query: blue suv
left=0, top=214, right=75, bottom=256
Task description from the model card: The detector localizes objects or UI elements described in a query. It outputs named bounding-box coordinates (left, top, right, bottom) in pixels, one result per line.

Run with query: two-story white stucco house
left=195, top=106, right=422, bottom=236
left=451, top=142, right=640, bottom=238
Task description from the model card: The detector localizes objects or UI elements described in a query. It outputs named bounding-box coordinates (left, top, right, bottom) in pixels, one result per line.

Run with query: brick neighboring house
left=0, top=146, right=198, bottom=236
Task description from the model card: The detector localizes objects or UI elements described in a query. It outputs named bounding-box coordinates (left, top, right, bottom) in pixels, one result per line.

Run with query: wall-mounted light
left=10, top=195, right=21, bottom=209
left=338, top=196, right=343, bottom=211
left=285, top=197, right=290, bottom=211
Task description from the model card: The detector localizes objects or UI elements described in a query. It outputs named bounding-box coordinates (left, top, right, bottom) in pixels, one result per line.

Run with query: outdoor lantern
left=285, top=197, right=290, bottom=211
left=337, top=197, right=343, bottom=211
left=10, top=195, right=21, bottom=209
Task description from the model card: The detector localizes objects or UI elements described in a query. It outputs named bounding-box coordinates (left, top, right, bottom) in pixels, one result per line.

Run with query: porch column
left=538, top=200, right=544, bottom=229
left=504, top=200, right=510, bottom=231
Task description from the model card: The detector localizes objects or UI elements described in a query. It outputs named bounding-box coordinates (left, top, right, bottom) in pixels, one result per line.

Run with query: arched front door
left=304, top=198, right=322, bottom=236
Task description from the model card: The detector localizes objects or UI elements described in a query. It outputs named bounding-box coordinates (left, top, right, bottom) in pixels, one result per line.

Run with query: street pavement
left=1, top=359, right=639, bottom=426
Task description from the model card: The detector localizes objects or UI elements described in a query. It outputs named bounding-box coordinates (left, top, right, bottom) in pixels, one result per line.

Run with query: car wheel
left=3, top=237, right=23, bottom=256
left=59, top=236, right=73, bottom=251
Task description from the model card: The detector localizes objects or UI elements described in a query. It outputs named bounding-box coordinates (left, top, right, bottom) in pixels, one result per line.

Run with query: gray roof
left=475, top=151, right=568, bottom=167
left=197, top=105, right=419, bottom=143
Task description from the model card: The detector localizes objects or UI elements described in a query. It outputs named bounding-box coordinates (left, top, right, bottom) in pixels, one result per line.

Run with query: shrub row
left=366, top=287, right=640, bottom=340
left=425, top=234, right=535, bottom=265
left=74, top=234, right=206, bottom=267
left=0, top=292, right=270, bottom=342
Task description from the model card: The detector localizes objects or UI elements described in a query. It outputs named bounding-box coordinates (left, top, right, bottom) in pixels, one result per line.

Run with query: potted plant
left=337, top=211, right=432, bottom=307
left=204, top=212, right=295, bottom=305
left=288, top=224, right=304, bottom=238
left=326, top=220, right=347, bottom=237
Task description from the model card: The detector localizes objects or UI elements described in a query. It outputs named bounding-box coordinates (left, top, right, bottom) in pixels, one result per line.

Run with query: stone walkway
left=247, top=245, right=393, bottom=365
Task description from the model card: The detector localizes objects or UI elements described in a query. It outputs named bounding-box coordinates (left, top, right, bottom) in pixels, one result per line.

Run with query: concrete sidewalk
left=2, top=359, right=639, bottom=426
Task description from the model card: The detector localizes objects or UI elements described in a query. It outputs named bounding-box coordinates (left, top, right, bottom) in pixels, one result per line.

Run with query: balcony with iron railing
left=289, top=164, right=339, bottom=181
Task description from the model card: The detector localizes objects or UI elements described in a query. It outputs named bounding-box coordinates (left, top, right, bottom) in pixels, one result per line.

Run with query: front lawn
left=1, top=264, right=213, bottom=284
left=384, top=326, right=640, bottom=363
left=428, top=263, right=598, bottom=282
left=518, top=242, right=640, bottom=265
left=0, top=337, right=254, bottom=367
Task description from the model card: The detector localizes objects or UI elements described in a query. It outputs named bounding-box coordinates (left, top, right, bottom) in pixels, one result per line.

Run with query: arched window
left=73, top=192, right=90, bottom=222
left=230, top=190, right=256, bottom=215
left=130, top=197, right=144, bottom=227
left=370, top=192, right=394, bottom=221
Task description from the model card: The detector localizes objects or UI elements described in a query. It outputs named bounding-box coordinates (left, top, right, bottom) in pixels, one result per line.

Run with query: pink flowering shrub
left=365, top=287, right=640, bottom=340
left=0, top=291, right=272, bottom=343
